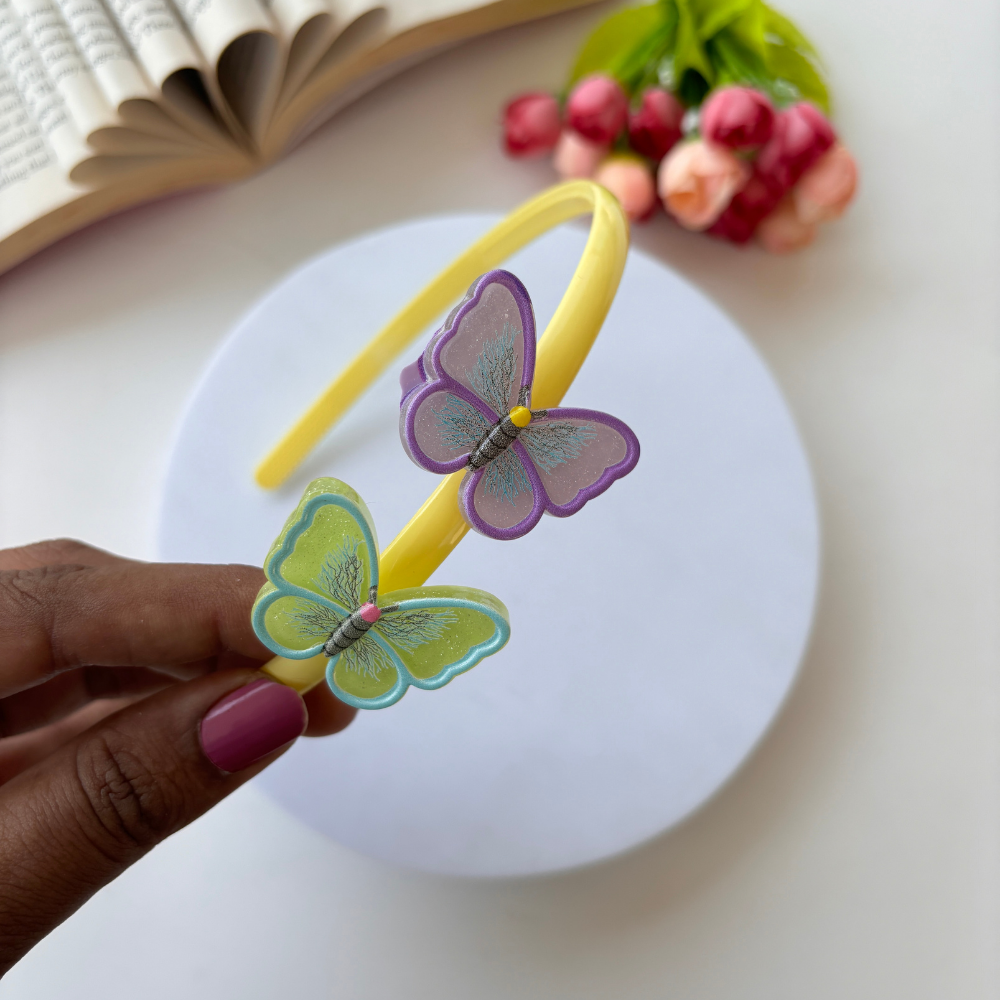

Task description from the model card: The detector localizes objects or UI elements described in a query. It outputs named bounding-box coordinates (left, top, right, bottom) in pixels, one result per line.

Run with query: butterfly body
left=323, top=599, right=388, bottom=657
left=467, top=405, right=537, bottom=469
left=399, top=269, right=640, bottom=540
left=252, top=478, right=510, bottom=709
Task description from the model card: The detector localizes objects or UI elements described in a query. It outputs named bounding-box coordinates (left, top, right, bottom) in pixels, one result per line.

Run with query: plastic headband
left=257, top=180, right=629, bottom=692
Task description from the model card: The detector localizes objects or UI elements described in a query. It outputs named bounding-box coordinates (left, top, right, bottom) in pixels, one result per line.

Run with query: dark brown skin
left=0, top=539, right=355, bottom=976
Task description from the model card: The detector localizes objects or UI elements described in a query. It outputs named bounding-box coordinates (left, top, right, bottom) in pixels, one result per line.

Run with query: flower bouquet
left=502, top=0, right=857, bottom=252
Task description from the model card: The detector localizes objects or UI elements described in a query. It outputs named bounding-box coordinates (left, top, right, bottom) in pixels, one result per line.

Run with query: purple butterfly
left=398, top=269, right=640, bottom=540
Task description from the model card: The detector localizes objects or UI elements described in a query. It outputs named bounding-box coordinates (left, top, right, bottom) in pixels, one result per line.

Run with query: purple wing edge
left=457, top=408, right=641, bottom=540
left=426, top=269, right=537, bottom=395
left=399, top=269, right=537, bottom=474
left=534, top=407, right=641, bottom=517
left=398, top=381, right=500, bottom=475
left=457, top=441, right=547, bottom=541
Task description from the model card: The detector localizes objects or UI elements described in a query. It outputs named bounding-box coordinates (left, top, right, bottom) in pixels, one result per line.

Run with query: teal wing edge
left=324, top=631, right=409, bottom=710
left=251, top=479, right=379, bottom=660
left=326, top=585, right=510, bottom=710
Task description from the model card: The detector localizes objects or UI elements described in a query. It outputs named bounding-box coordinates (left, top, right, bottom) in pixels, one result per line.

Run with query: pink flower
left=595, top=156, right=657, bottom=222
left=553, top=128, right=607, bottom=179
left=502, top=92, right=561, bottom=157
left=793, top=143, right=858, bottom=224
left=657, top=139, right=749, bottom=231
left=701, top=86, right=775, bottom=150
left=628, top=88, right=683, bottom=162
left=756, top=102, right=836, bottom=192
left=566, top=74, right=628, bottom=145
left=708, top=169, right=784, bottom=243
left=756, top=196, right=818, bottom=253
left=707, top=208, right=755, bottom=244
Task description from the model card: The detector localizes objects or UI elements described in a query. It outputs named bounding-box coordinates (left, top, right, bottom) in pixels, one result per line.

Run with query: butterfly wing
left=382, top=586, right=511, bottom=700
left=251, top=478, right=380, bottom=659
left=457, top=442, right=546, bottom=539
left=426, top=269, right=536, bottom=409
left=400, top=270, right=537, bottom=472
left=326, top=586, right=509, bottom=709
left=399, top=383, right=493, bottom=473
left=519, top=407, right=640, bottom=517
left=325, top=631, right=407, bottom=708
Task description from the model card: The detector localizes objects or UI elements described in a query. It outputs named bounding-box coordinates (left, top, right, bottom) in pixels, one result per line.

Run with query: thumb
left=0, top=670, right=306, bottom=974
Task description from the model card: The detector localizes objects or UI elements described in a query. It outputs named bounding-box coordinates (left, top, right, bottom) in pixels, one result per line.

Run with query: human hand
left=0, top=539, right=355, bottom=975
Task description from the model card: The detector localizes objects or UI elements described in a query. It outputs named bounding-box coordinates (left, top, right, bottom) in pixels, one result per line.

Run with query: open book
left=0, top=0, right=596, bottom=274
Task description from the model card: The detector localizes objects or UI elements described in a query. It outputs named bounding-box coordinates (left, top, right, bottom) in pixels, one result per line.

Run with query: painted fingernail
left=200, top=678, right=306, bottom=772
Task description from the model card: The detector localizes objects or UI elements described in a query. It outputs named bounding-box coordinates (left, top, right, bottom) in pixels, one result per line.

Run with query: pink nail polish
left=200, top=678, right=306, bottom=772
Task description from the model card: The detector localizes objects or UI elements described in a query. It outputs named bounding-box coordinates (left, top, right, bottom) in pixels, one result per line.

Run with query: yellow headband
left=258, top=180, right=629, bottom=691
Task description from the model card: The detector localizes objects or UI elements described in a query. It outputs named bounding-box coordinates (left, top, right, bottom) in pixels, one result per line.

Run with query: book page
left=104, top=0, right=203, bottom=86
left=173, top=0, right=275, bottom=64
left=48, top=0, right=230, bottom=151
left=54, top=0, right=155, bottom=106
left=273, top=0, right=381, bottom=105
left=212, top=22, right=280, bottom=139
left=8, top=0, right=121, bottom=137
left=266, top=0, right=598, bottom=157
left=285, top=0, right=383, bottom=100
left=0, top=0, right=90, bottom=170
left=3, top=0, right=206, bottom=163
left=270, top=0, right=332, bottom=102
left=0, top=34, right=86, bottom=258
left=0, top=52, right=55, bottom=195
left=172, top=0, right=281, bottom=139
left=100, top=0, right=239, bottom=146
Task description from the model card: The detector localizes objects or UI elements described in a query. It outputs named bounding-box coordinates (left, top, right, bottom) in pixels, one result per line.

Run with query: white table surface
left=1, top=0, right=998, bottom=996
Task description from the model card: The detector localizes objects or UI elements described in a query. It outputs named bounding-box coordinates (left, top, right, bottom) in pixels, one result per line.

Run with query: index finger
left=0, top=560, right=271, bottom=699
left=0, top=539, right=126, bottom=572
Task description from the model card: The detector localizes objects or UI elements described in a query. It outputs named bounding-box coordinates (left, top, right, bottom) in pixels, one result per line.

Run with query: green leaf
left=673, top=0, right=714, bottom=83
left=693, top=0, right=752, bottom=41
left=616, top=22, right=678, bottom=94
left=568, top=3, right=669, bottom=85
left=765, top=41, right=829, bottom=111
left=707, top=29, right=770, bottom=89
left=760, top=2, right=818, bottom=57
left=726, top=0, right=767, bottom=59
left=562, top=0, right=829, bottom=114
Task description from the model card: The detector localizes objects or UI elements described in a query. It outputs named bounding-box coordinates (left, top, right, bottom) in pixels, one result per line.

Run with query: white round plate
left=157, top=214, right=819, bottom=877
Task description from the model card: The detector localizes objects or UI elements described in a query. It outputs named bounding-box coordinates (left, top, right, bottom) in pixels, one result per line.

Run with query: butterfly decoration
left=398, top=269, right=640, bottom=540
left=252, top=478, right=510, bottom=710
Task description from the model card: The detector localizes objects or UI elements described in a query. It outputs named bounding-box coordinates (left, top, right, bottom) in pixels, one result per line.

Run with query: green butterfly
left=252, top=478, right=511, bottom=709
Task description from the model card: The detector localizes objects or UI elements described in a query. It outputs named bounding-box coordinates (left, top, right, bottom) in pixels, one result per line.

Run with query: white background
left=1, top=0, right=998, bottom=995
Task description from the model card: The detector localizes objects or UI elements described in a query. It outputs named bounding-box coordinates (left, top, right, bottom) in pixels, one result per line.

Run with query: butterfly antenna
left=368, top=584, right=378, bottom=604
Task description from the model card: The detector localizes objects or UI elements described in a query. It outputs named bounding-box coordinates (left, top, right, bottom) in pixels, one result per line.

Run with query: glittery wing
left=324, top=631, right=407, bottom=707
left=518, top=408, right=641, bottom=517
left=325, top=585, right=510, bottom=709
left=400, top=270, right=536, bottom=473
left=399, top=382, right=493, bottom=473
left=251, top=478, right=383, bottom=660
left=457, top=442, right=546, bottom=540
left=427, top=270, right=536, bottom=410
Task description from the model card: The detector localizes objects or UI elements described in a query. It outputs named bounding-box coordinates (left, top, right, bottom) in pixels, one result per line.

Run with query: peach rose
left=595, top=156, right=657, bottom=222
left=657, top=139, right=749, bottom=231
left=553, top=128, right=608, bottom=180
left=793, top=144, right=858, bottom=224
left=756, top=196, right=817, bottom=253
